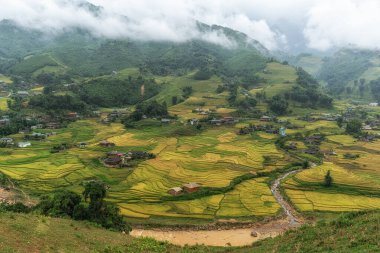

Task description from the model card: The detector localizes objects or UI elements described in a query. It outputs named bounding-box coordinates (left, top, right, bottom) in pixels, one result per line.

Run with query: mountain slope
left=0, top=18, right=268, bottom=79
left=318, top=48, right=380, bottom=100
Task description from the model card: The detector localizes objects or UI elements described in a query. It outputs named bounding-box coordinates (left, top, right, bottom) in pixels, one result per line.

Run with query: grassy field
left=0, top=97, right=8, bottom=110
left=0, top=74, right=12, bottom=84
left=1, top=210, right=379, bottom=253
left=255, top=62, right=297, bottom=98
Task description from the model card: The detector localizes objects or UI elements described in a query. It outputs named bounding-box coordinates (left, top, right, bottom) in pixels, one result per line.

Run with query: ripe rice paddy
left=0, top=119, right=289, bottom=222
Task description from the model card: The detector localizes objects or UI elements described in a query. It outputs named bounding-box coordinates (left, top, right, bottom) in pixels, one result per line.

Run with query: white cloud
left=304, top=0, right=380, bottom=50
left=1, top=0, right=380, bottom=52
left=0, top=0, right=285, bottom=50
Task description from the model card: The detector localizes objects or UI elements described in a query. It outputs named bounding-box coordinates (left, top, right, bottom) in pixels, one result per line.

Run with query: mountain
left=0, top=17, right=269, bottom=79
left=317, top=48, right=380, bottom=100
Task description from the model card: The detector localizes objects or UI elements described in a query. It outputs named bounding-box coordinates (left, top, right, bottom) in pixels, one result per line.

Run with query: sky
left=0, top=0, right=379, bottom=52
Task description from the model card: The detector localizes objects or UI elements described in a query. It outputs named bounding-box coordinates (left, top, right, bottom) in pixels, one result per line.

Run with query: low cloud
left=304, top=0, right=380, bottom=51
left=1, top=0, right=379, bottom=52
left=0, top=0, right=284, bottom=50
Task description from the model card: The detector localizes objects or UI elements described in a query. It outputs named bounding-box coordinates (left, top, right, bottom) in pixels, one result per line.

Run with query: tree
left=171, top=96, right=178, bottom=105
left=83, top=181, right=107, bottom=214
left=370, top=78, right=380, bottom=101
left=38, top=190, right=81, bottom=217
left=269, top=95, right=288, bottom=115
left=346, top=119, right=362, bottom=135
left=337, top=117, right=343, bottom=128
left=324, top=170, right=333, bottom=187
left=182, top=86, right=193, bottom=98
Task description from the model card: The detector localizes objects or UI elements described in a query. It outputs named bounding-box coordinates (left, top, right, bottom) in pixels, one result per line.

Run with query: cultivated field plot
left=284, top=145, right=380, bottom=212
left=0, top=119, right=289, bottom=221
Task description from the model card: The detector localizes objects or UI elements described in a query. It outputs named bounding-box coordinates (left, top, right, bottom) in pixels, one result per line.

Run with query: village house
left=222, top=117, right=238, bottom=124
left=25, top=132, right=47, bottom=140
left=67, top=112, right=79, bottom=119
left=237, top=127, right=252, bottom=135
left=369, top=102, right=378, bottom=107
left=101, top=118, right=111, bottom=125
left=17, top=141, right=31, bottom=148
left=161, top=118, right=171, bottom=124
left=18, top=128, right=31, bottom=134
left=183, top=182, right=201, bottom=193
left=31, top=124, right=44, bottom=130
left=104, top=156, right=122, bottom=166
left=210, top=119, right=222, bottom=125
left=304, top=146, right=320, bottom=155
left=45, top=122, right=61, bottom=129
left=260, top=116, right=273, bottom=122
left=99, top=140, right=116, bottom=147
left=0, top=137, right=14, bottom=146
left=78, top=142, right=87, bottom=148
left=15, top=91, right=29, bottom=98
left=286, top=142, right=297, bottom=150
left=362, top=125, right=372, bottom=130
left=167, top=187, right=183, bottom=196
left=190, top=118, right=199, bottom=126
left=0, top=118, right=10, bottom=126
left=104, top=151, right=132, bottom=167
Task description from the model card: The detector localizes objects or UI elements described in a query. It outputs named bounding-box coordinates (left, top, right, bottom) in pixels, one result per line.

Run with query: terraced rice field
left=0, top=97, right=8, bottom=110
left=0, top=119, right=290, bottom=221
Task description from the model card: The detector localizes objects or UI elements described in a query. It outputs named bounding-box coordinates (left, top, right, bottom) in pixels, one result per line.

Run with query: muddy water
left=130, top=219, right=288, bottom=247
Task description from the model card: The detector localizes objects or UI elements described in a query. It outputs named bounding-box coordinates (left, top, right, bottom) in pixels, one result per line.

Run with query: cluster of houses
left=192, top=108, right=216, bottom=115
left=0, top=116, right=10, bottom=126
left=237, top=124, right=285, bottom=136
left=167, top=182, right=201, bottom=196
left=0, top=137, right=31, bottom=148
left=0, top=131, right=56, bottom=148
left=101, top=110, right=128, bottom=125
left=297, top=113, right=340, bottom=122
left=103, top=150, right=155, bottom=168
left=303, top=134, right=324, bottom=155
left=210, top=117, right=239, bottom=125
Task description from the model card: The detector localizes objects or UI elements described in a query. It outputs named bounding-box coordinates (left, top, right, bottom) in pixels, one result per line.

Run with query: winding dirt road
left=131, top=169, right=303, bottom=246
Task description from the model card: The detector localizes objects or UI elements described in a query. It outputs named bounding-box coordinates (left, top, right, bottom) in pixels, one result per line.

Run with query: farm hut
left=362, top=125, right=372, bottom=130
left=18, top=141, right=31, bottom=148
left=107, top=151, right=124, bottom=158
left=161, top=118, right=171, bottom=124
left=190, top=119, right=199, bottom=126
left=260, top=116, right=272, bottom=122
left=104, top=157, right=122, bottom=166
left=67, top=112, right=78, bottom=119
left=210, top=119, right=222, bottom=125
left=168, top=187, right=183, bottom=196
left=78, top=142, right=87, bottom=148
left=15, top=91, right=29, bottom=98
left=183, top=182, right=201, bottom=193
left=99, top=140, right=116, bottom=147
left=45, top=122, right=61, bottom=129
left=0, top=137, right=14, bottom=144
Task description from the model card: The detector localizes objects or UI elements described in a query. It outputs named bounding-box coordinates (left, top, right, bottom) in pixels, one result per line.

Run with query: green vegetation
left=0, top=210, right=380, bottom=252
left=79, top=76, right=159, bottom=107
left=346, top=119, right=362, bottom=135
left=324, top=170, right=333, bottom=187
